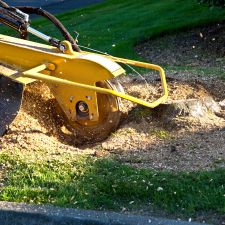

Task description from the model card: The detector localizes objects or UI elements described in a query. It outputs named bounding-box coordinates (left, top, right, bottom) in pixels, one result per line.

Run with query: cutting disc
left=59, top=80, right=125, bottom=143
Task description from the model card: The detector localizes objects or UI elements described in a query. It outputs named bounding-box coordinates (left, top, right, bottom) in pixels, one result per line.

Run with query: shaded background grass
left=2, top=0, right=225, bottom=59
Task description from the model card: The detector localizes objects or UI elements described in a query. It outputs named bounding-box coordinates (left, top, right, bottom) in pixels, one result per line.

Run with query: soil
left=0, top=22, right=225, bottom=173
left=136, top=22, right=225, bottom=68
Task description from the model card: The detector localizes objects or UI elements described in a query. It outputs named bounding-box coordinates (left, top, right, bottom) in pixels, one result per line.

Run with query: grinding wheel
left=62, top=80, right=124, bottom=142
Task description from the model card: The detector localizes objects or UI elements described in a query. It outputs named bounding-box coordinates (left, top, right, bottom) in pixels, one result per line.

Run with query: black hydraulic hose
left=16, top=6, right=80, bottom=52
left=0, top=1, right=29, bottom=38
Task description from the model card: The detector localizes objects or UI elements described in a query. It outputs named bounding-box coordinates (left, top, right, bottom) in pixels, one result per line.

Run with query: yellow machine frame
left=0, top=34, right=168, bottom=122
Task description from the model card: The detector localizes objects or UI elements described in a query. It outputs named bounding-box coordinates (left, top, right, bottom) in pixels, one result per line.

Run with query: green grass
left=2, top=0, right=225, bottom=59
left=0, top=149, right=224, bottom=215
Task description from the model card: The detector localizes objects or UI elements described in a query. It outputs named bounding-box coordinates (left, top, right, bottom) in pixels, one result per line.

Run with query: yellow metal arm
left=0, top=34, right=168, bottom=109
left=108, top=55, right=168, bottom=107
left=20, top=62, right=167, bottom=108
left=108, top=55, right=168, bottom=98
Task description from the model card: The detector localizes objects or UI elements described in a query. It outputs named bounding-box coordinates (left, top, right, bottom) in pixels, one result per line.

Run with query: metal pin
left=69, top=96, right=74, bottom=103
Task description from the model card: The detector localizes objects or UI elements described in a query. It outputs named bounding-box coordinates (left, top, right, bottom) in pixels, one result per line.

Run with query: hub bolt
left=77, top=102, right=89, bottom=113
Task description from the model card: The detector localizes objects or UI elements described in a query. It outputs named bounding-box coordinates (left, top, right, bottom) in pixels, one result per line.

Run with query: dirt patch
left=1, top=22, right=225, bottom=172
left=102, top=74, right=225, bottom=171
left=136, top=22, right=225, bottom=68
left=0, top=82, right=93, bottom=155
left=0, top=74, right=224, bottom=171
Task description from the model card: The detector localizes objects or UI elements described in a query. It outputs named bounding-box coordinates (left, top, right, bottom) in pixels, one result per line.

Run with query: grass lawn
left=2, top=0, right=225, bottom=59
left=0, top=148, right=224, bottom=216
left=36, top=0, right=225, bottom=58
left=0, top=0, right=225, bottom=222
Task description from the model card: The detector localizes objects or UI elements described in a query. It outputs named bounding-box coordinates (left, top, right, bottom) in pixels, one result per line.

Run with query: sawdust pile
left=1, top=22, right=225, bottom=171
left=0, top=82, right=81, bottom=152
left=109, top=75, right=225, bottom=171
left=0, top=74, right=224, bottom=171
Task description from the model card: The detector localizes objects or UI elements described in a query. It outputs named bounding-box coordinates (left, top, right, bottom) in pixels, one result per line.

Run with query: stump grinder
left=0, top=0, right=168, bottom=141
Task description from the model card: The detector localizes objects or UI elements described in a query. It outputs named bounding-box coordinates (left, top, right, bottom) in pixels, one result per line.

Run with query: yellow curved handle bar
left=21, top=56, right=168, bottom=108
